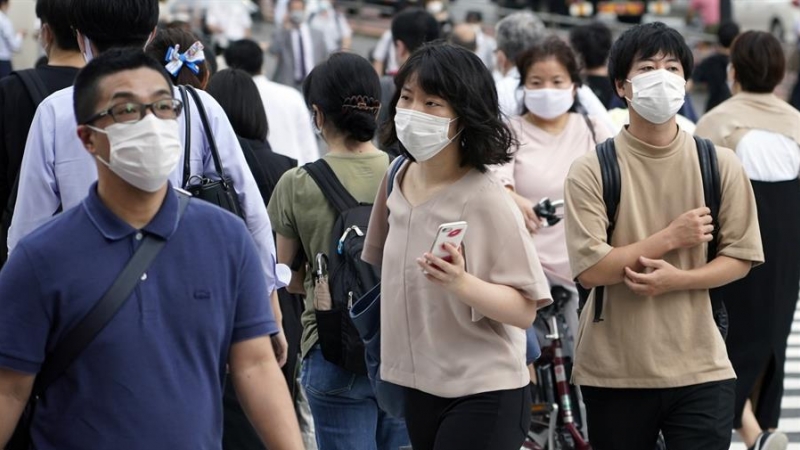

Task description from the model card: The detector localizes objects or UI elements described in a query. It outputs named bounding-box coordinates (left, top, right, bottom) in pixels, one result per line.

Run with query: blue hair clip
left=164, top=41, right=206, bottom=77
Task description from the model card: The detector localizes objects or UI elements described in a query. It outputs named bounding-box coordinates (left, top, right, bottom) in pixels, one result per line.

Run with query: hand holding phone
left=430, top=221, right=468, bottom=264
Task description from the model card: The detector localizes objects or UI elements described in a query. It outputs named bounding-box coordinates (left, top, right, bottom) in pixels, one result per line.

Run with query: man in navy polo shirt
left=0, top=49, right=304, bottom=450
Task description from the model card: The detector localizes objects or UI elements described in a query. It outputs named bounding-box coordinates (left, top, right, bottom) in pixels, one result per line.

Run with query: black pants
left=582, top=379, right=735, bottom=450
left=403, top=385, right=531, bottom=450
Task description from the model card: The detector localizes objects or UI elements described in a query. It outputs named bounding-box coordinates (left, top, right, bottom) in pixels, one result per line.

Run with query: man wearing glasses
left=0, top=49, right=304, bottom=450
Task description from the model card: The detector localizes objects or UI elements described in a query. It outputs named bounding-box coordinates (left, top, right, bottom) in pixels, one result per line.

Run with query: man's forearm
left=578, top=227, right=675, bottom=289
left=0, top=369, right=34, bottom=447
left=678, top=255, right=751, bottom=291
left=231, top=360, right=303, bottom=450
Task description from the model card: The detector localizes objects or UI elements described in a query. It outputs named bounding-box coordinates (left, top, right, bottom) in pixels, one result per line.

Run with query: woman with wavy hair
left=363, top=43, right=552, bottom=450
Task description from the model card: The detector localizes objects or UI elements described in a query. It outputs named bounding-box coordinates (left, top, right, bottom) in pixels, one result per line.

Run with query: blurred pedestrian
left=145, top=27, right=210, bottom=90
left=225, top=39, right=320, bottom=164
left=465, top=10, right=495, bottom=72
left=569, top=21, right=614, bottom=109
left=367, top=42, right=552, bottom=450
left=268, top=52, right=410, bottom=450
left=270, top=0, right=327, bottom=89
left=696, top=30, right=800, bottom=450
left=377, top=8, right=439, bottom=153
left=687, top=0, right=720, bottom=31
left=691, top=21, right=739, bottom=113
left=449, top=23, right=477, bottom=53
left=0, top=0, right=24, bottom=78
left=205, top=0, right=253, bottom=53
left=0, top=0, right=84, bottom=268
left=308, top=0, right=352, bottom=53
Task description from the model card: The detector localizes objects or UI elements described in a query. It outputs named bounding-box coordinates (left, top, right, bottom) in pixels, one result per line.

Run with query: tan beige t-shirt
left=362, top=161, right=552, bottom=398
left=564, top=128, right=764, bottom=389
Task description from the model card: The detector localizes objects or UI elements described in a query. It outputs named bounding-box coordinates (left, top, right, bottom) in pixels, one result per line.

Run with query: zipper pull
left=347, top=291, right=354, bottom=310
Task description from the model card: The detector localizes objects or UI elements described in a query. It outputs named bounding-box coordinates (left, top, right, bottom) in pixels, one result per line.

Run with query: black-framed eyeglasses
left=84, top=98, right=184, bottom=125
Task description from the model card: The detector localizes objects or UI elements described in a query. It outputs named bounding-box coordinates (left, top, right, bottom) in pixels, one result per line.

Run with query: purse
left=6, top=194, right=190, bottom=450
left=178, top=85, right=244, bottom=219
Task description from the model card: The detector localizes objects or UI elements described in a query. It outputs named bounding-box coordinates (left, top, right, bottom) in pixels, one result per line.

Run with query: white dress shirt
left=10, top=86, right=290, bottom=291
left=496, top=67, right=617, bottom=137
left=0, top=11, right=23, bottom=60
left=253, top=74, right=320, bottom=165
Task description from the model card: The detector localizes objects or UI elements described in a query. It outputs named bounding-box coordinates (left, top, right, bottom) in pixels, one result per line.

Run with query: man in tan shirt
left=565, top=23, right=764, bottom=450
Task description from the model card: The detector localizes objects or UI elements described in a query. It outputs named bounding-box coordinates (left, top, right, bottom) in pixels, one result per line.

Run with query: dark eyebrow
left=110, top=89, right=173, bottom=101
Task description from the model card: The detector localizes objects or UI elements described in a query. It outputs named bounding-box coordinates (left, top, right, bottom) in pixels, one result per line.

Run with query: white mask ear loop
left=82, top=34, right=95, bottom=63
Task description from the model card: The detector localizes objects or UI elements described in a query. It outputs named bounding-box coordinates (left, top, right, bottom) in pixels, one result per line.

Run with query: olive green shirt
left=268, top=151, right=390, bottom=358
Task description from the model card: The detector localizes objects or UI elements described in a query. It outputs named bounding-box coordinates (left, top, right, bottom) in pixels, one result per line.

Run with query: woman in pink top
left=494, top=36, right=612, bottom=341
left=362, top=43, right=552, bottom=450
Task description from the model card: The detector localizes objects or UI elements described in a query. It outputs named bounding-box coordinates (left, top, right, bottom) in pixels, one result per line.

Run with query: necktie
left=296, top=31, right=307, bottom=85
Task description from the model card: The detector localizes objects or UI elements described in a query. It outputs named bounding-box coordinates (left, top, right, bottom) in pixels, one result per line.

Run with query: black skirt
left=721, top=179, right=800, bottom=429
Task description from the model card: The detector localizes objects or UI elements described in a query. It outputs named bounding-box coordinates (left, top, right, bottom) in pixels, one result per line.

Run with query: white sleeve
left=372, top=31, right=392, bottom=62
left=291, top=94, right=319, bottom=165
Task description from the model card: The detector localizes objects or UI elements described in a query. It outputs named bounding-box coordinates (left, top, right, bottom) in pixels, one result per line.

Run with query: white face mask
left=626, top=69, right=686, bottom=125
left=524, top=86, right=575, bottom=120
left=82, top=34, right=95, bottom=63
left=89, top=115, right=182, bottom=192
left=394, top=108, right=459, bottom=162
left=426, top=0, right=444, bottom=14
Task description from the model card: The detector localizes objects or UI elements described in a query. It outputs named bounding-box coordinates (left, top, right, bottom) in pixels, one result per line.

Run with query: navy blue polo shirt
left=0, top=183, right=278, bottom=450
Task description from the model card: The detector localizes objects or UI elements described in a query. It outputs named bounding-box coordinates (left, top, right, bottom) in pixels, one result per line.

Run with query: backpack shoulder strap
left=597, top=137, right=620, bottom=232
left=694, top=136, right=721, bottom=262
left=13, top=69, right=50, bottom=106
left=386, top=155, right=407, bottom=198
left=590, top=137, right=621, bottom=323
left=304, top=159, right=360, bottom=214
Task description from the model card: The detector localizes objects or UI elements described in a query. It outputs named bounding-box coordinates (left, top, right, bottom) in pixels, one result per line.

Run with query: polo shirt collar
left=83, top=182, right=182, bottom=241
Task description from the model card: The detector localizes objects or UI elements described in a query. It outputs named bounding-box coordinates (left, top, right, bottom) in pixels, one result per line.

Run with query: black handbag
left=178, top=85, right=244, bottom=220
left=6, top=194, right=189, bottom=450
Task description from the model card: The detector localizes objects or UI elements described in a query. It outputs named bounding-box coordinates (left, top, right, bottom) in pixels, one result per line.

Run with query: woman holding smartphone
left=362, top=43, right=552, bottom=450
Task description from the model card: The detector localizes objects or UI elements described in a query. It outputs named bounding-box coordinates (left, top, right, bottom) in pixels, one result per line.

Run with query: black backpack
left=576, top=136, right=728, bottom=339
left=304, top=160, right=382, bottom=375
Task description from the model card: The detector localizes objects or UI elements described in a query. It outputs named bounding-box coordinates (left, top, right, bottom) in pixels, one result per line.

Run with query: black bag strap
left=694, top=136, right=721, bottom=263
left=4, top=71, right=52, bottom=222
left=13, top=69, right=50, bottom=106
left=178, top=86, right=192, bottom=188
left=304, top=159, right=360, bottom=215
left=31, top=193, right=191, bottom=398
left=184, top=85, right=227, bottom=181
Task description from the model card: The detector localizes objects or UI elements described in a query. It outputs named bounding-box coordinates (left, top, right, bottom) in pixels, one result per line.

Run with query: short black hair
left=569, top=21, right=612, bottom=70
left=302, top=52, right=381, bottom=143
left=207, top=69, right=269, bottom=142
left=145, top=27, right=208, bottom=89
left=717, top=20, right=740, bottom=49
left=36, top=0, right=80, bottom=52
left=73, top=48, right=173, bottom=125
left=224, top=39, right=264, bottom=76
left=608, top=22, right=693, bottom=98
left=70, top=0, right=159, bottom=52
left=465, top=10, right=482, bottom=24
left=731, top=31, right=785, bottom=93
left=391, top=8, right=440, bottom=54
left=381, top=43, right=516, bottom=172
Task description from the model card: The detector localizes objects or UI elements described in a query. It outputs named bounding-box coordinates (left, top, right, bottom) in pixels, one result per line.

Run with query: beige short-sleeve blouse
left=363, top=160, right=552, bottom=398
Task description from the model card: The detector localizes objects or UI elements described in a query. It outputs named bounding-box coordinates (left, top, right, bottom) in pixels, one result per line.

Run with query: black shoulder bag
left=576, top=136, right=727, bottom=338
left=6, top=194, right=190, bottom=450
left=178, top=85, right=244, bottom=220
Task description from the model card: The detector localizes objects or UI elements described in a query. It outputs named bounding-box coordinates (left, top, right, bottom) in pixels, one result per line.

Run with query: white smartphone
left=430, top=221, right=468, bottom=263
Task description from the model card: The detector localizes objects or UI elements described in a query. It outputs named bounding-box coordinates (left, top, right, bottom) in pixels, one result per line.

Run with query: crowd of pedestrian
left=0, top=1, right=798, bottom=450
